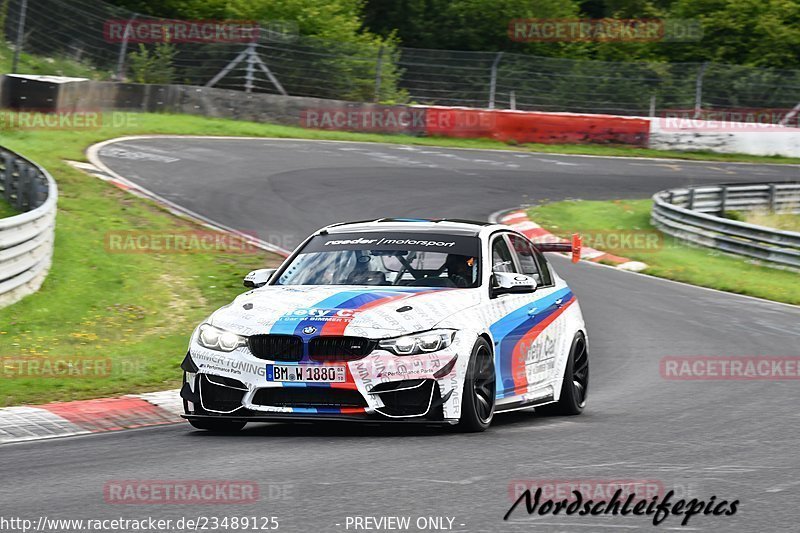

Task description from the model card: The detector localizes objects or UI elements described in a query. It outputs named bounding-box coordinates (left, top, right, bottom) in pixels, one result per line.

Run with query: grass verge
left=527, top=199, right=800, bottom=305
left=1, top=111, right=798, bottom=406
left=733, top=212, right=800, bottom=232
left=0, top=42, right=109, bottom=79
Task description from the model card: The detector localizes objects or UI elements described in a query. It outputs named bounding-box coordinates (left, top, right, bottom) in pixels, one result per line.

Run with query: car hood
left=208, top=285, right=482, bottom=338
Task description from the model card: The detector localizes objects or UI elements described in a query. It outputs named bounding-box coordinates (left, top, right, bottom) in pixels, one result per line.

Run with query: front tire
left=188, top=418, right=247, bottom=433
left=538, top=332, right=588, bottom=416
left=457, top=337, right=496, bottom=432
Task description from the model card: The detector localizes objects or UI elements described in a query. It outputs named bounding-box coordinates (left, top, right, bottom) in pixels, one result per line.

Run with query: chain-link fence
left=3, top=0, right=800, bottom=117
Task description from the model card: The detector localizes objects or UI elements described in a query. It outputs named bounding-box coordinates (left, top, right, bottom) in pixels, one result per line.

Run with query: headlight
left=197, top=323, right=246, bottom=352
left=379, top=329, right=456, bottom=356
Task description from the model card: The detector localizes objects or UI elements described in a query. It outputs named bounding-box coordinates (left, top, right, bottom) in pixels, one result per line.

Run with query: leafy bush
left=128, top=42, right=177, bottom=84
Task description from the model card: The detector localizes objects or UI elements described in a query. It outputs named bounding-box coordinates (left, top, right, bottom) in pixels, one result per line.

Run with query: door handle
left=554, top=298, right=564, bottom=308
left=527, top=307, right=538, bottom=316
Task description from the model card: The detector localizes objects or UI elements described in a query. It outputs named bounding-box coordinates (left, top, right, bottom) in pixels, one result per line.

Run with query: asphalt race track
left=3, top=138, right=799, bottom=532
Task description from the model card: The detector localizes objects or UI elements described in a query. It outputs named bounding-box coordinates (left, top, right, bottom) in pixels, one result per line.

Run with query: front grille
left=247, top=334, right=303, bottom=361
left=253, top=387, right=367, bottom=409
left=309, top=336, right=375, bottom=361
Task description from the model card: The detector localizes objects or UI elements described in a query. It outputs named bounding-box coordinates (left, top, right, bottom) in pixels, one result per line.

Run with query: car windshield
left=275, top=231, right=481, bottom=288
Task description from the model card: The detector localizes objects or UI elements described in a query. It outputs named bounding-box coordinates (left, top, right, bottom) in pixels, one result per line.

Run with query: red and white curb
left=0, top=390, right=182, bottom=444
left=499, top=210, right=648, bottom=272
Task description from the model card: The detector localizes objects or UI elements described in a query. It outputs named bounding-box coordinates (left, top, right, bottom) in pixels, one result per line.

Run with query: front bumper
left=182, top=413, right=457, bottom=426
left=181, top=331, right=474, bottom=423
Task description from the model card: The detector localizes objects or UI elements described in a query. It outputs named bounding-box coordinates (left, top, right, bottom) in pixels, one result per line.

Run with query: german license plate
left=266, top=364, right=346, bottom=383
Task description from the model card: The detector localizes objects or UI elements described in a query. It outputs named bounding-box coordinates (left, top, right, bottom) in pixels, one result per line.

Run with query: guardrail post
left=719, top=186, right=727, bottom=216
left=0, top=153, right=8, bottom=191
left=5, top=157, right=17, bottom=204
left=15, top=162, right=30, bottom=211
left=688, top=187, right=695, bottom=210
left=33, top=173, right=47, bottom=208
left=768, top=184, right=777, bottom=213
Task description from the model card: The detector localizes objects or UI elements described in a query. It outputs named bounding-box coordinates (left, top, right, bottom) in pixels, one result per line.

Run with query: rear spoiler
left=534, top=233, right=582, bottom=263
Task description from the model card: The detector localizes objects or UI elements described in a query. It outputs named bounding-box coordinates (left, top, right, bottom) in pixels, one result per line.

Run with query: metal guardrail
left=651, top=182, right=800, bottom=270
left=0, top=146, right=57, bottom=308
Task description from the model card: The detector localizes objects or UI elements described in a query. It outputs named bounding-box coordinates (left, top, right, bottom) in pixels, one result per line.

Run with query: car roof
left=318, top=218, right=502, bottom=237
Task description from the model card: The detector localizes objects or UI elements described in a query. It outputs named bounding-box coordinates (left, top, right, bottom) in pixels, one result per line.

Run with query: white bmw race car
left=181, top=219, right=588, bottom=432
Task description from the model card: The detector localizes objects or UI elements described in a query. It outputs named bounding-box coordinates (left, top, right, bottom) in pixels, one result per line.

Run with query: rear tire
left=456, top=337, right=496, bottom=432
left=188, top=419, right=247, bottom=433
left=538, top=332, right=588, bottom=416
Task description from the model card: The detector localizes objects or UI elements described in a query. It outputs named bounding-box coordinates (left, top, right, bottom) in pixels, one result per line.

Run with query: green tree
left=667, top=0, right=800, bottom=68
left=363, top=0, right=584, bottom=55
left=104, top=0, right=230, bottom=19
left=128, top=42, right=177, bottom=83
left=0, top=0, right=8, bottom=42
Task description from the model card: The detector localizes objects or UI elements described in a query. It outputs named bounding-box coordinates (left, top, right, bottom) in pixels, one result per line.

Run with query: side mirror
left=491, top=272, right=537, bottom=298
left=243, top=268, right=277, bottom=288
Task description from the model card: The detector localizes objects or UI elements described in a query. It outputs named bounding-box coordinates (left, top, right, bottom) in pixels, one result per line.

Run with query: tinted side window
left=532, top=247, right=553, bottom=286
left=508, top=235, right=541, bottom=278
left=491, top=236, right=516, bottom=273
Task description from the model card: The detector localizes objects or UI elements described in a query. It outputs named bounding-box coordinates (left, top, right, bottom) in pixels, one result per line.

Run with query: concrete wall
left=3, top=75, right=800, bottom=156
left=649, top=119, right=800, bottom=157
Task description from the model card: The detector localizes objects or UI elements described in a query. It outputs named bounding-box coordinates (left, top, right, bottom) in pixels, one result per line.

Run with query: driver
left=445, top=254, right=476, bottom=288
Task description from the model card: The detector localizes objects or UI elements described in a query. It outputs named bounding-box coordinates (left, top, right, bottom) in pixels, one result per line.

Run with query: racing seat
left=445, top=254, right=474, bottom=288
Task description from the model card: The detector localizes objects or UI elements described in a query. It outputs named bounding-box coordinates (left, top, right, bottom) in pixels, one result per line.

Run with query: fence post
left=373, top=45, right=384, bottom=103
left=488, top=52, right=503, bottom=109
left=509, top=90, right=516, bottom=110
left=115, top=14, right=138, bottom=81
left=649, top=94, right=656, bottom=117
left=11, top=0, right=29, bottom=73
left=244, top=42, right=257, bottom=93
left=693, top=62, right=709, bottom=119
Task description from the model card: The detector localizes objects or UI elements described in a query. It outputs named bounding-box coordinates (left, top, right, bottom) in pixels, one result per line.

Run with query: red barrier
left=425, top=107, right=496, bottom=138
left=426, top=107, right=649, bottom=146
